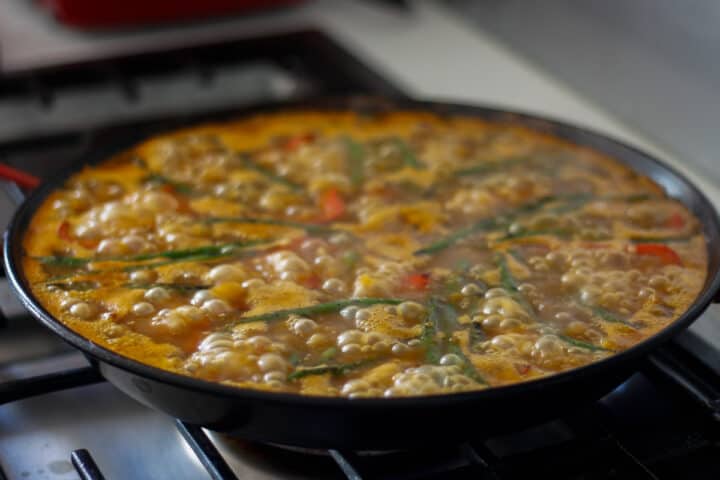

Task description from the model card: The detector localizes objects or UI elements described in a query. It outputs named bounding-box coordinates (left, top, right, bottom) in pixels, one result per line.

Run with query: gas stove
left=2, top=26, right=720, bottom=480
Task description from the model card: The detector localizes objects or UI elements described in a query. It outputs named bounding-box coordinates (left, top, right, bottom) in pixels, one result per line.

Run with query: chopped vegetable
left=446, top=341, right=487, bottom=385
left=421, top=299, right=459, bottom=363
left=143, top=173, right=194, bottom=195
left=585, top=303, right=636, bottom=328
left=390, top=137, right=425, bottom=169
left=287, top=358, right=379, bottom=381
left=343, top=137, right=366, bottom=187
left=320, top=188, right=346, bottom=221
left=237, top=153, right=302, bottom=191
left=454, top=157, right=527, bottom=176
left=200, top=217, right=335, bottom=234
left=234, top=298, right=404, bottom=325
left=555, top=334, right=612, bottom=352
left=468, top=321, right=486, bottom=352
left=414, top=195, right=558, bottom=255
left=501, top=228, right=575, bottom=241
left=284, top=133, right=315, bottom=152
left=629, top=236, right=693, bottom=244
left=634, top=243, right=682, bottom=265
left=406, top=273, right=431, bottom=291
left=123, top=283, right=211, bottom=292
left=666, top=212, right=686, bottom=229
left=319, top=347, right=338, bottom=362
left=36, top=240, right=272, bottom=267
left=57, top=221, right=72, bottom=241
left=44, top=281, right=98, bottom=291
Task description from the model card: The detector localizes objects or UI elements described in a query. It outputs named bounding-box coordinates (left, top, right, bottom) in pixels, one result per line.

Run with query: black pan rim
left=4, top=95, right=720, bottom=408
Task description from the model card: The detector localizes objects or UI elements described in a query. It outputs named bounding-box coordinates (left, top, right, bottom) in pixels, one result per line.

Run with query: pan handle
left=0, top=161, right=39, bottom=321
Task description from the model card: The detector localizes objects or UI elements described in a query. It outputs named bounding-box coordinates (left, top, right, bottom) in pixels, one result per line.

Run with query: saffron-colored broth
left=23, top=111, right=707, bottom=397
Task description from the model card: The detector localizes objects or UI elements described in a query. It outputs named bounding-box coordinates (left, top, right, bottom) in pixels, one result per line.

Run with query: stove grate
left=71, top=449, right=107, bottom=480
left=176, top=420, right=239, bottom=480
left=1, top=339, right=720, bottom=479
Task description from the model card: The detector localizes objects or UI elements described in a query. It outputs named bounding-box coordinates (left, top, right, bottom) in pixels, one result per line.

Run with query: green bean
left=629, top=236, right=693, bottom=244
left=468, top=321, right=487, bottom=353
left=200, top=217, right=335, bottom=234
left=143, top=173, right=194, bottom=195
left=555, top=333, right=612, bottom=352
left=287, top=358, right=379, bottom=381
left=343, top=137, right=366, bottom=187
left=389, top=137, right=425, bottom=169
left=447, top=341, right=488, bottom=385
left=585, top=303, right=637, bottom=328
left=36, top=239, right=272, bottom=267
left=233, top=298, right=404, bottom=325
left=414, top=195, right=557, bottom=255
left=421, top=298, right=459, bottom=363
left=122, top=283, right=211, bottom=292
left=454, top=157, right=527, bottom=176
left=43, top=281, right=98, bottom=291
left=500, top=228, right=574, bottom=240
left=236, top=153, right=302, bottom=191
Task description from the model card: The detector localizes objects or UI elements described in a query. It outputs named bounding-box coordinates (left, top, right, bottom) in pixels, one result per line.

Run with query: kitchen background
left=1, top=1, right=719, bottom=478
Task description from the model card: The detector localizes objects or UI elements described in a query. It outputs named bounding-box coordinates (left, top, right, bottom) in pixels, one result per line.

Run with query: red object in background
left=37, top=0, right=306, bottom=29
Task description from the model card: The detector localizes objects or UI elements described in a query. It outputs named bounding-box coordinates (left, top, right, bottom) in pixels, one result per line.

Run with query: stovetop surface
left=1, top=27, right=720, bottom=480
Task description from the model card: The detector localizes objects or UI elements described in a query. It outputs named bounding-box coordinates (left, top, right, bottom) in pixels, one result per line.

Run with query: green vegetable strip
left=237, top=153, right=302, bottom=191
left=549, top=193, right=594, bottom=214
left=343, top=137, right=366, bottom=187
left=500, top=228, right=575, bottom=240
left=435, top=299, right=460, bottom=332
left=585, top=304, right=637, bottom=328
left=447, top=342, right=488, bottom=385
left=454, top=157, right=527, bottom=177
left=422, top=298, right=460, bottom=363
left=414, top=195, right=557, bottom=255
left=629, top=236, right=693, bottom=244
left=234, top=298, right=404, bottom=325
left=44, top=281, right=98, bottom=291
left=200, top=217, right=335, bottom=234
left=119, top=251, right=258, bottom=272
left=497, top=254, right=612, bottom=352
left=414, top=218, right=502, bottom=256
left=555, top=334, right=611, bottom=352
left=319, top=347, right=338, bottom=363
left=497, top=253, right=536, bottom=321
left=391, top=138, right=425, bottom=169
left=497, top=253, right=519, bottom=291
left=421, top=301, right=443, bottom=364
left=122, top=283, right=211, bottom=292
left=287, top=358, right=380, bottom=381
left=143, top=173, right=194, bottom=195
left=36, top=256, right=89, bottom=268
left=468, top=321, right=487, bottom=352
left=36, top=240, right=272, bottom=267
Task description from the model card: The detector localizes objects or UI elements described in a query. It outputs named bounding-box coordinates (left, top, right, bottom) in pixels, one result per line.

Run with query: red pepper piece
left=57, top=221, right=72, bottom=241
left=161, top=184, right=195, bottom=215
left=515, top=363, right=531, bottom=375
left=302, top=274, right=322, bottom=289
left=320, top=188, right=346, bottom=222
left=284, top=133, right=315, bottom=152
left=634, top=243, right=682, bottom=265
left=666, top=212, right=686, bottom=229
left=406, top=273, right=431, bottom=291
